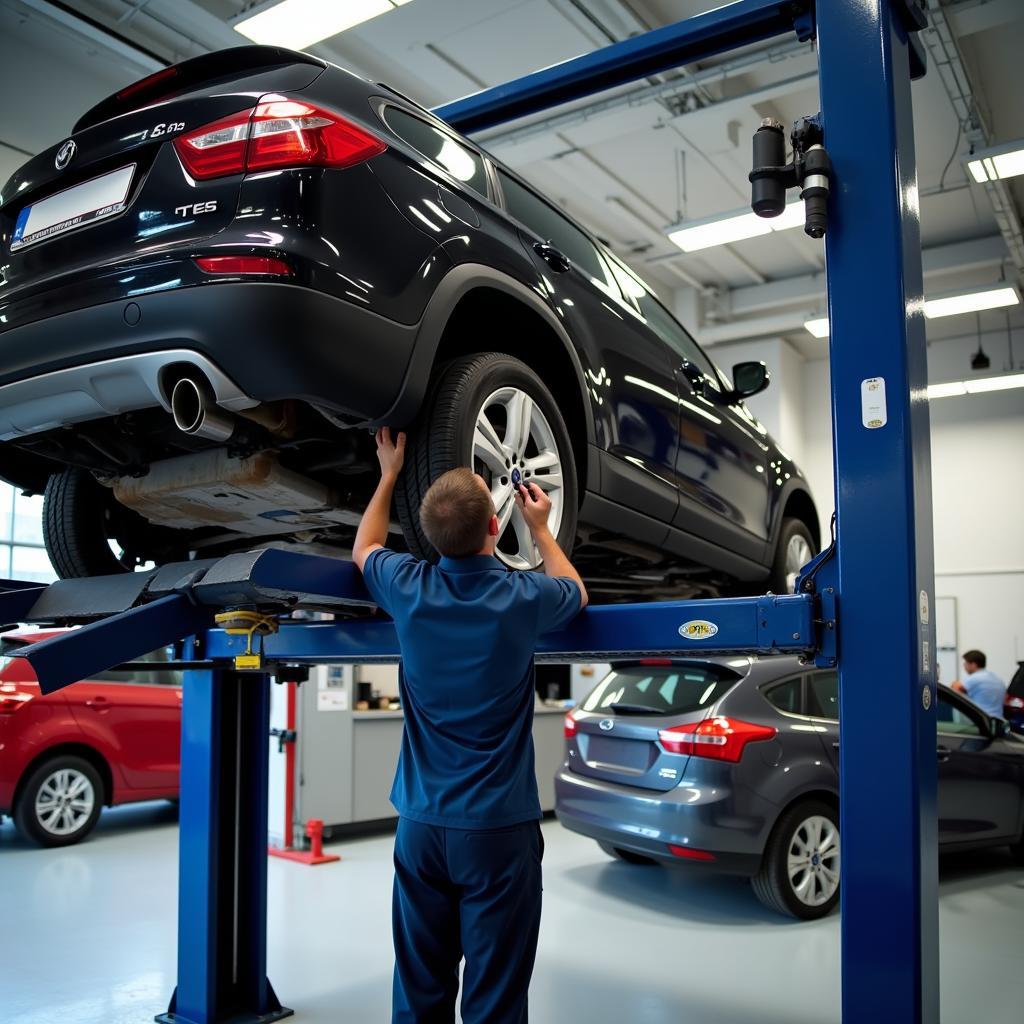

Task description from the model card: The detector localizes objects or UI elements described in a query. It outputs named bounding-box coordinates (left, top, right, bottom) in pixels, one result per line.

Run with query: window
left=86, top=643, right=182, bottom=687
left=581, top=663, right=740, bottom=716
left=496, top=169, right=618, bottom=295
left=605, top=252, right=722, bottom=386
left=764, top=676, right=804, bottom=715
left=807, top=671, right=839, bottom=720
left=383, top=107, right=489, bottom=196
left=936, top=691, right=985, bottom=737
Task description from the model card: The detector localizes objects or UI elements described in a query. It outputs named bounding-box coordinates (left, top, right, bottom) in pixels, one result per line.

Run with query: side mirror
left=731, top=361, right=771, bottom=400
left=991, top=717, right=1007, bottom=738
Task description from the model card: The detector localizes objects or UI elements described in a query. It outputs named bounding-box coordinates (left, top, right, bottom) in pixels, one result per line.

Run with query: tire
left=751, top=799, right=840, bottom=919
left=395, top=353, right=578, bottom=571
left=43, top=468, right=184, bottom=578
left=598, top=841, right=658, bottom=865
left=14, top=755, right=104, bottom=848
left=770, top=517, right=816, bottom=594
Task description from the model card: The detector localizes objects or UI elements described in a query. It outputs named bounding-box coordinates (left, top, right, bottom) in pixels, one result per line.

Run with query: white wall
left=796, top=329, right=1024, bottom=683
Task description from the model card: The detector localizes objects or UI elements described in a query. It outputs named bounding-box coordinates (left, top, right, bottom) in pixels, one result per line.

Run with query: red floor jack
left=268, top=680, right=341, bottom=865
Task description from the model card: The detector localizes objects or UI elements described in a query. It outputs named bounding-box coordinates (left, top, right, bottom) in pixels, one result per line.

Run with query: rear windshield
left=580, top=664, right=741, bottom=716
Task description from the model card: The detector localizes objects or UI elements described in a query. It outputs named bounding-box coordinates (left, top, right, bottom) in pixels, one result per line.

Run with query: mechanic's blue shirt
left=962, top=668, right=1007, bottom=718
left=361, top=549, right=582, bottom=829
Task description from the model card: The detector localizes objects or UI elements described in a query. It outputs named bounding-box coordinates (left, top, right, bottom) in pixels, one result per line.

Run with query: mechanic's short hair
left=419, top=467, right=493, bottom=558
left=963, top=649, right=986, bottom=668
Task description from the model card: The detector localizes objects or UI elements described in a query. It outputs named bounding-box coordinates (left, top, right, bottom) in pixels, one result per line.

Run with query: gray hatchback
left=555, top=658, right=1024, bottom=919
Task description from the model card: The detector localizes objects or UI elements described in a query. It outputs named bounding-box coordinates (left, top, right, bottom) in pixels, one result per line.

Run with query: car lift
left=0, top=1, right=937, bottom=1022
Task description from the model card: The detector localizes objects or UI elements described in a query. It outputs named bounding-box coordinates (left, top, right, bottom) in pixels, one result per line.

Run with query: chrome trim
left=0, top=349, right=257, bottom=441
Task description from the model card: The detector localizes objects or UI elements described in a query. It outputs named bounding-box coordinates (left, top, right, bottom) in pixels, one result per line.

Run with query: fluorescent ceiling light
left=965, top=139, right=1024, bottom=183
left=928, top=373, right=1024, bottom=400
left=667, top=201, right=805, bottom=253
left=235, top=0, right=409, bottom=50
left=927, top=381, right=967, bottom=399
left=964, top=372, right=1024, bottom=394
left=804, top=317, right=830, bottom=338
left=923, top=286, right=1019, bottom=319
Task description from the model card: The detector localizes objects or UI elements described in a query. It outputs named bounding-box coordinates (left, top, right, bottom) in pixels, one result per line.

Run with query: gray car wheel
left=752, top=799, right=840, bottom=919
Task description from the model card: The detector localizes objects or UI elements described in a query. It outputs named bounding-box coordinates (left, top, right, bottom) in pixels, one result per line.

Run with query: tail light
left=174, top=96, right=386, bottom=181
left=658, top=716, right=776, bottom=763
left=195, top=256, right=292, bottom=276
left=668, top=845, right=716, bottom=861
left=0, top=689, right=32, bottom=714
left=564, top=712, right=578, bottom=739
left=1006, top=696, right=1024, bottom=710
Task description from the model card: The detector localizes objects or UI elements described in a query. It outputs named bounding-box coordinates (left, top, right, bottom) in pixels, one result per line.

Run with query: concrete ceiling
left=1, top=0, right=1022, bottom=363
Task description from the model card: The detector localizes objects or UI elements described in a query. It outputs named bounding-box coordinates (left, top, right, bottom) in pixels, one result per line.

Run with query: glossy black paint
left=0, top=46, right=818, bottom=593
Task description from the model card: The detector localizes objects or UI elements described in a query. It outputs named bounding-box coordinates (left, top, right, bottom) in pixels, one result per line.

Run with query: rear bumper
left=0, top=280, right=419, bottom=429
left=554, top=764, right=769, bottom=875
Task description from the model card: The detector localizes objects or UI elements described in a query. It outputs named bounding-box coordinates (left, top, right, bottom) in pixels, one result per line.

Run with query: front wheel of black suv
left=43, top=467, right=186, bottom=578
left=396, top=353, right=578, bottom=571
left=770, top=517, right=816, bottom=594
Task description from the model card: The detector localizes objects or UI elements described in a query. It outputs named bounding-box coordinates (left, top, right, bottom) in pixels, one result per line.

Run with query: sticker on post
left=679, top=620, right=719, bottom=640
left=861, top=377, right=887, bottom=428
left=919, top=589, right=929, bottom=625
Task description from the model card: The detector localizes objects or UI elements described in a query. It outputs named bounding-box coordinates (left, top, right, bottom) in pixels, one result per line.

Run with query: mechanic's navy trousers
left=391, top=817, right=544, bottom=1024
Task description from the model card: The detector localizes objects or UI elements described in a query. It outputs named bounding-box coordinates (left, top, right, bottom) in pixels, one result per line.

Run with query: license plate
left=11, top=164, right=135, bottom=251
left=587, top=736, right=653, bottom=772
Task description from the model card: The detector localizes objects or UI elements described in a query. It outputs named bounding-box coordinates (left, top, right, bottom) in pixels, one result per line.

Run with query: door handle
left=533, top=241, right=571, bottom=273
left=85, top=696, right=109, bottom=710
left=937, top=745, right=951, bottom=762
left=676, top=360, right=706, bottom=396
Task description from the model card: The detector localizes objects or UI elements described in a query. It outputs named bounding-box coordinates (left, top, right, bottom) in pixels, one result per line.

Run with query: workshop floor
left=2, top=805, right=1022, bottom=1024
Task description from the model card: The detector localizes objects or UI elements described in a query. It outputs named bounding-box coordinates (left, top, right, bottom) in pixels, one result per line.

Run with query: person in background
left=352, top=427, right=588, bottom=1024
left=951, top=649, right=1007, bottom=719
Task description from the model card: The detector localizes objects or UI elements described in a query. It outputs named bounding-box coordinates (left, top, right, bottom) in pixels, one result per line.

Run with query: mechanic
left=951, top=649, right=1007, bottom=719
left=352, top=427, right=588, bottom=1024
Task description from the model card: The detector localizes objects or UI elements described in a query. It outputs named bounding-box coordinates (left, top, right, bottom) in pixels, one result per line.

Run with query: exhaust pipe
left=171, top=376, right=236, bottom=442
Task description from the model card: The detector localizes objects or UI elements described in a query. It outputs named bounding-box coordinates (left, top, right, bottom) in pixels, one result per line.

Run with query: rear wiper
left=609, top=703, right=662, bottom=715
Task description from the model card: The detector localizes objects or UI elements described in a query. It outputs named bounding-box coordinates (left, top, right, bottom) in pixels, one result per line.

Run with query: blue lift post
left=0, top=2, right=939, bottom=1022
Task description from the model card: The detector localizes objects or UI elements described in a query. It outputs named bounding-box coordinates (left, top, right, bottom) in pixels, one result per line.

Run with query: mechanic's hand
left=376, top=426, right=406, bottom=481
left=516, top=482, right=551, bottom=534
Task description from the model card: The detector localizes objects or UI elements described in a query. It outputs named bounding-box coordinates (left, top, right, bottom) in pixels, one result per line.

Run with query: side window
left=86, top=644, right=182, bottom=687
left=495, top=169, right=618, bottom=295
left=382, top=107, right=489, bottom=196
left=936, top=691, right=986, bottom=737
left=606, top=253, right=720, bottom=387
left=764, top=676, right=804, bottom=715
left=807, top=671, right=839, bottom=720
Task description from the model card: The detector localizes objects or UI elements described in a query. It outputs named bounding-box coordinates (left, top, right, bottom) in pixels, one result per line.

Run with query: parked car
left=555, top=658, right=1024, bottom=919
left=0, top=631, right=181, bottom=847
left=0, top=46, right=818, bottom=599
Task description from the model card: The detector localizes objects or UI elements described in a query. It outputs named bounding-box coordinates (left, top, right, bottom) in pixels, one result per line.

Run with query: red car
left=0, top=631, right=182, bottom=846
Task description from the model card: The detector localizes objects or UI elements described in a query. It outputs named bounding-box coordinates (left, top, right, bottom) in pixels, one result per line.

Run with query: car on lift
left=555, top=658, right=1024, bottom=919
left=0, top=46, right=818, bottom=599
left=0, top=631, right=182, bottom=847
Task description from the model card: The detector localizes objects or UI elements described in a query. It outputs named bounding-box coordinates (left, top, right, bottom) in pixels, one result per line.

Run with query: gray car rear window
left=581, top=663, right=740, bottom=716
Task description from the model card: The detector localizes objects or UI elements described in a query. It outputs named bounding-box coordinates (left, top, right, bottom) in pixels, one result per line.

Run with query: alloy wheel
left=35, top=767, right=96, bottom=837
left=784, top=532, right=813, bottom=593
left=786, top=814, right=840, bottom=907
left=472, top=386, right=564, bottom=570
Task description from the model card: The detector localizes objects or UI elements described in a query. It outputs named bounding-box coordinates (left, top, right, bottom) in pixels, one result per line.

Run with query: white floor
left=2, top=805, right=1022, bottom=1024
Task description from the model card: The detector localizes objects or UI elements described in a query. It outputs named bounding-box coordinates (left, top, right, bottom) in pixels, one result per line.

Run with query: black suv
left=0, top=46, right=818, bottom=597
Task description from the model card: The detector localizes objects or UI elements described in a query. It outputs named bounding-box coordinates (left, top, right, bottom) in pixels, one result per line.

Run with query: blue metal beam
left=205, top=592, right=822, bottom=665
left=434, top=0, right=812, bottom=133
left=17, top=594, right=214, bottom=695
left=816, top=1, right=938, bottom=1020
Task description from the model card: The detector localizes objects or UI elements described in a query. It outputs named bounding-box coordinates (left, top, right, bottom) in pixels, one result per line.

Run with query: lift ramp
left=0, top=546, right=833, bottom=695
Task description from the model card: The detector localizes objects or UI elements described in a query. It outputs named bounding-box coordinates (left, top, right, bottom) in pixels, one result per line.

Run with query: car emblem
left=55, top=140, right=76, bottom=170
left=599, top=719, right=614, bottom=731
